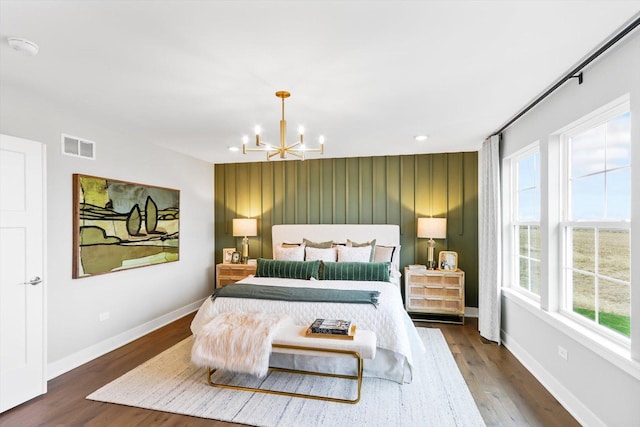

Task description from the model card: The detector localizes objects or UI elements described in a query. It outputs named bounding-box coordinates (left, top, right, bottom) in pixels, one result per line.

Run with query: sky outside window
left=570, top=112, right=630, bottom=221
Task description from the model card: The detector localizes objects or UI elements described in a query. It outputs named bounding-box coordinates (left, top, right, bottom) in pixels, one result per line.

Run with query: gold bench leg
left=206, top=344, right=364, bottom=404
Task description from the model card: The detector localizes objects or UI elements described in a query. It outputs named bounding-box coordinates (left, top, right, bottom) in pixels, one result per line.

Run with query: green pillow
left=303, top=238, right=333, bottom=248
left=320, top=261, right=390, bottom=282
left=255, top=258, right=321, bottom=280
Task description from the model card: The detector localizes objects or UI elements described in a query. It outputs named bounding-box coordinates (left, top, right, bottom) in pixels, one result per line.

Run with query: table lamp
left=417, top=217, right=447, bottom=269
left=233, top=218, right=258, bottom=263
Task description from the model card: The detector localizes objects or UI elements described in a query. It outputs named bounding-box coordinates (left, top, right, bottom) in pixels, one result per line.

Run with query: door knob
left=24, top=276, right=42, bottom=285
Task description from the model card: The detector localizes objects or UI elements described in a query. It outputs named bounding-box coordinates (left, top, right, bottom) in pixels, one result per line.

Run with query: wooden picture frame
left=438, top=251, right=458, bottom=271
left=72, top=174, right=180, bottom=278
left=222, top=248, right=236, bottom=264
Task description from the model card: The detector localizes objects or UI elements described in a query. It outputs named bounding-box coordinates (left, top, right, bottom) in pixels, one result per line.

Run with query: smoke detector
left=7, top=37, right=39, bottom=56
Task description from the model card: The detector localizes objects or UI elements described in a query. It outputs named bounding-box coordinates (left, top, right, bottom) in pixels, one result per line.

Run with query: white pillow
left=337, top=245, right=372, bottom=262
left=274, top=244, right=305, bottom=261
left=373, top=245, right=395, bottom=263
left=305, top=247, right=337, bottom=262
left=374, top=245, right=401, bottom=272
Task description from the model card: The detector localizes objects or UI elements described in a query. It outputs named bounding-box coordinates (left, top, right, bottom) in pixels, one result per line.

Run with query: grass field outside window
left=566, top=227, right=630, bottom=337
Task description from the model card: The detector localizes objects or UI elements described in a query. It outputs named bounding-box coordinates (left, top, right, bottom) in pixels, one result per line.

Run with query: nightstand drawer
left=216, top=263, right=257, bottom=288
left=408, top=285, right=461, bottom=299
left=409, top=274, right=462, bottom=286
left=407, top=297, right=463, bottom=314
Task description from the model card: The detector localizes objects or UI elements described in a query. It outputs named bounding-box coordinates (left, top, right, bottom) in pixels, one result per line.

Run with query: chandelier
left=243, top=91, right=324, bottom=160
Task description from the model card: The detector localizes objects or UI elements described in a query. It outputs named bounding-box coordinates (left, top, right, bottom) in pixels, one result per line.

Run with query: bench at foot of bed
left=206, top=322, right=377, bottom=404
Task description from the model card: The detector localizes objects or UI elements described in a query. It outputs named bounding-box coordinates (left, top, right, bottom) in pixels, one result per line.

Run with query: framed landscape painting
left=72, top=174, right=180, bottom=278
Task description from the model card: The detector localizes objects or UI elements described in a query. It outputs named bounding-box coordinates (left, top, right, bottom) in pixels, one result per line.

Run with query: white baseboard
left=47, top=299, right=205, bottom=380
left=501, top=329, right=605, bottom=427
left=465, top=306, right=479, bottom=317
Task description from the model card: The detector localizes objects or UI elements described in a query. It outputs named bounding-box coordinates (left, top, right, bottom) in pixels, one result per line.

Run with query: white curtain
left=478, top=134, right=502, bottom=343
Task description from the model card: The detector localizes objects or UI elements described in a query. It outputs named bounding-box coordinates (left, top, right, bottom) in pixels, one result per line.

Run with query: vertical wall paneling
left=308, top=162, right=315, bottom=224
left=386, top=156, right=401, bottom=229
left=400, top=156, right=417, bottom=266
left=260, top=162, right=274, bottom=259
left=459, top=154, right=465, bottom=236
left=331, top=159, right=336, bottom=223
left=214, top=152, right=480, bottom=306
left=334, top=158, right=346, bottom=224
left=372, top=157, right=387, bottom=224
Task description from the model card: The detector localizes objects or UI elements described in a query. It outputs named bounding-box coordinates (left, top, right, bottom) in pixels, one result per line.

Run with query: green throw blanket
left=212, top=283, right=380, bottom=307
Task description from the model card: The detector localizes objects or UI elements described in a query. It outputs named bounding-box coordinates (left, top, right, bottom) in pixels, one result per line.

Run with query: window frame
left=503, top=142, right=541, bottom=302
left=558, top=99, right=631, bottom=346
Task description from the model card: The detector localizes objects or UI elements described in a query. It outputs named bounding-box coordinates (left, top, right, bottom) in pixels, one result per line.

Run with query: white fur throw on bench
left=191, top=311, right=289, bottom=378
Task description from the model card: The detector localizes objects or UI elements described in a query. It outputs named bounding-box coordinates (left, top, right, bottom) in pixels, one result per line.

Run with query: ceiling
left=1, top=1, right=639, bottom=164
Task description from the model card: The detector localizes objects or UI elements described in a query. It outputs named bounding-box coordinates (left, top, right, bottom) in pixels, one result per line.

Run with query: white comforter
left=191, top=277, right=424, bottom=382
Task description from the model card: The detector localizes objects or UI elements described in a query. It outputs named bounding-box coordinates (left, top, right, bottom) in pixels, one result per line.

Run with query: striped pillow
left=320, top=261, right=391, bottom=282
left=255, top=258, right=321, bottom=280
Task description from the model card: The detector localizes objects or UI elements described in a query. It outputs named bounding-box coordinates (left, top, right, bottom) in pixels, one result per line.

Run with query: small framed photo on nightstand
left=222, top=247, right=236, bottom=264
left=438, top=251, right=458, bottom=271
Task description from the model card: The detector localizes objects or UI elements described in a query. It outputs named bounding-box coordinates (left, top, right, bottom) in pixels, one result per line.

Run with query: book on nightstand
left=306, top=318, right=356, bottom=340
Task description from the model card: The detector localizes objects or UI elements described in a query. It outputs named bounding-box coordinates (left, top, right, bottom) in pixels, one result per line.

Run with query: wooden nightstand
left=215, top=263, right=257, bottom=288
left=404, top=266, right=465, bottom=324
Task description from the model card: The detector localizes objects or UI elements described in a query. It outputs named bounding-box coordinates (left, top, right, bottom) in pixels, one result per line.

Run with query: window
left=508, top=145, right=541, bottom=297
left=562, top=109, right=631, bottom=340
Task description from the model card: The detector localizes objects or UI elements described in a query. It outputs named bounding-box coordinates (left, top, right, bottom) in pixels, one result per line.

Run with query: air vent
left=61, top=134, right=95, bottom=160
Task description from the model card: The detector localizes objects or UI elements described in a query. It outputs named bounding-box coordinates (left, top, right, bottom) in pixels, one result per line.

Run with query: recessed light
left=414, top=135, right=429, bottom=141
left=7, top=37, right=39, bottom=56
left=228, top=146, right=239, bottom=152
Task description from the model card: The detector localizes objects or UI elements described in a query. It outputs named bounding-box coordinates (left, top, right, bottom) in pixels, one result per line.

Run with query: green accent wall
left=214, top=152, right=479, bottom=307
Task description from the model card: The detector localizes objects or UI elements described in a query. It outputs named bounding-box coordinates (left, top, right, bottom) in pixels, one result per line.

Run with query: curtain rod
left=490, top=14, right=640, bottom=138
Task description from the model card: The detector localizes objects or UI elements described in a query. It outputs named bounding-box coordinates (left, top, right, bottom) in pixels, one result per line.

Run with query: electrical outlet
left=99, top=311, right=110, bottom=322
left=558, top=345, right=568, bottom=361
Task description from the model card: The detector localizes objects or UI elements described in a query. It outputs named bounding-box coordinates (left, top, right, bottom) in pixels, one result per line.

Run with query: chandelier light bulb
left=254, top=125, right=261, bottom=135
left=319, top=135, right=325, bottom=144
left=298, top=125, right=305, bottom=135
left=242, top=135, right=249, bottom=144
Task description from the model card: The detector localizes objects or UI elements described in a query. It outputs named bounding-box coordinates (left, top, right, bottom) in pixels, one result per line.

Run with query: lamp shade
left=417, top=217, right=447, bottom=239
left=233, top=218, right=257, bottom=237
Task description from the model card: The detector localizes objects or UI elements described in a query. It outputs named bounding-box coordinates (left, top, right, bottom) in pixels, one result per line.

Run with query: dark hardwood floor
left=0, top=313, right=579, bottom=427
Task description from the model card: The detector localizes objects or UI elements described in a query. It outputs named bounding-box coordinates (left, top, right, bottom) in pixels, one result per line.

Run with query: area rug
left=87, top=328, right=485, bottom=426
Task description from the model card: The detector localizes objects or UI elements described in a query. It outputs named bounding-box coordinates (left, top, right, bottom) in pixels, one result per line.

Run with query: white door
left=0, top=134, right=46, bottom=412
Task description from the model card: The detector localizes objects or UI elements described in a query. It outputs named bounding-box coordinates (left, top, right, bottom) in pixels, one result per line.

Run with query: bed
left=191, top=224, right=425, bottom=383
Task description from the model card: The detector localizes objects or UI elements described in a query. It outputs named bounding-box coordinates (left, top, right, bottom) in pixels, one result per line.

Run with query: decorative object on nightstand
left=216, top=263, right=257, bottom=288
left=222, top=247, right=236, bottom=264
left=417, top=217, right=447, bottom=269
left=233, top=218, right=258, bottom=263
left=404, top=265, right=464, bottom=324
left=438, top=251, right=458, bottom=271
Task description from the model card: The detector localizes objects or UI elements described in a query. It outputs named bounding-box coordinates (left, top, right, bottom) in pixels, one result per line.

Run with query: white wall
left=0, top=83, right=215, bottom=378
left=501, top=29, right=640, bottom=426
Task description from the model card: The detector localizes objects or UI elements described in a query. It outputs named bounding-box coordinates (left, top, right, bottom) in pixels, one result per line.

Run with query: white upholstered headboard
left=271, top=224, right=400, bottom=257
left=271, top=224, right=402, bottom=287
